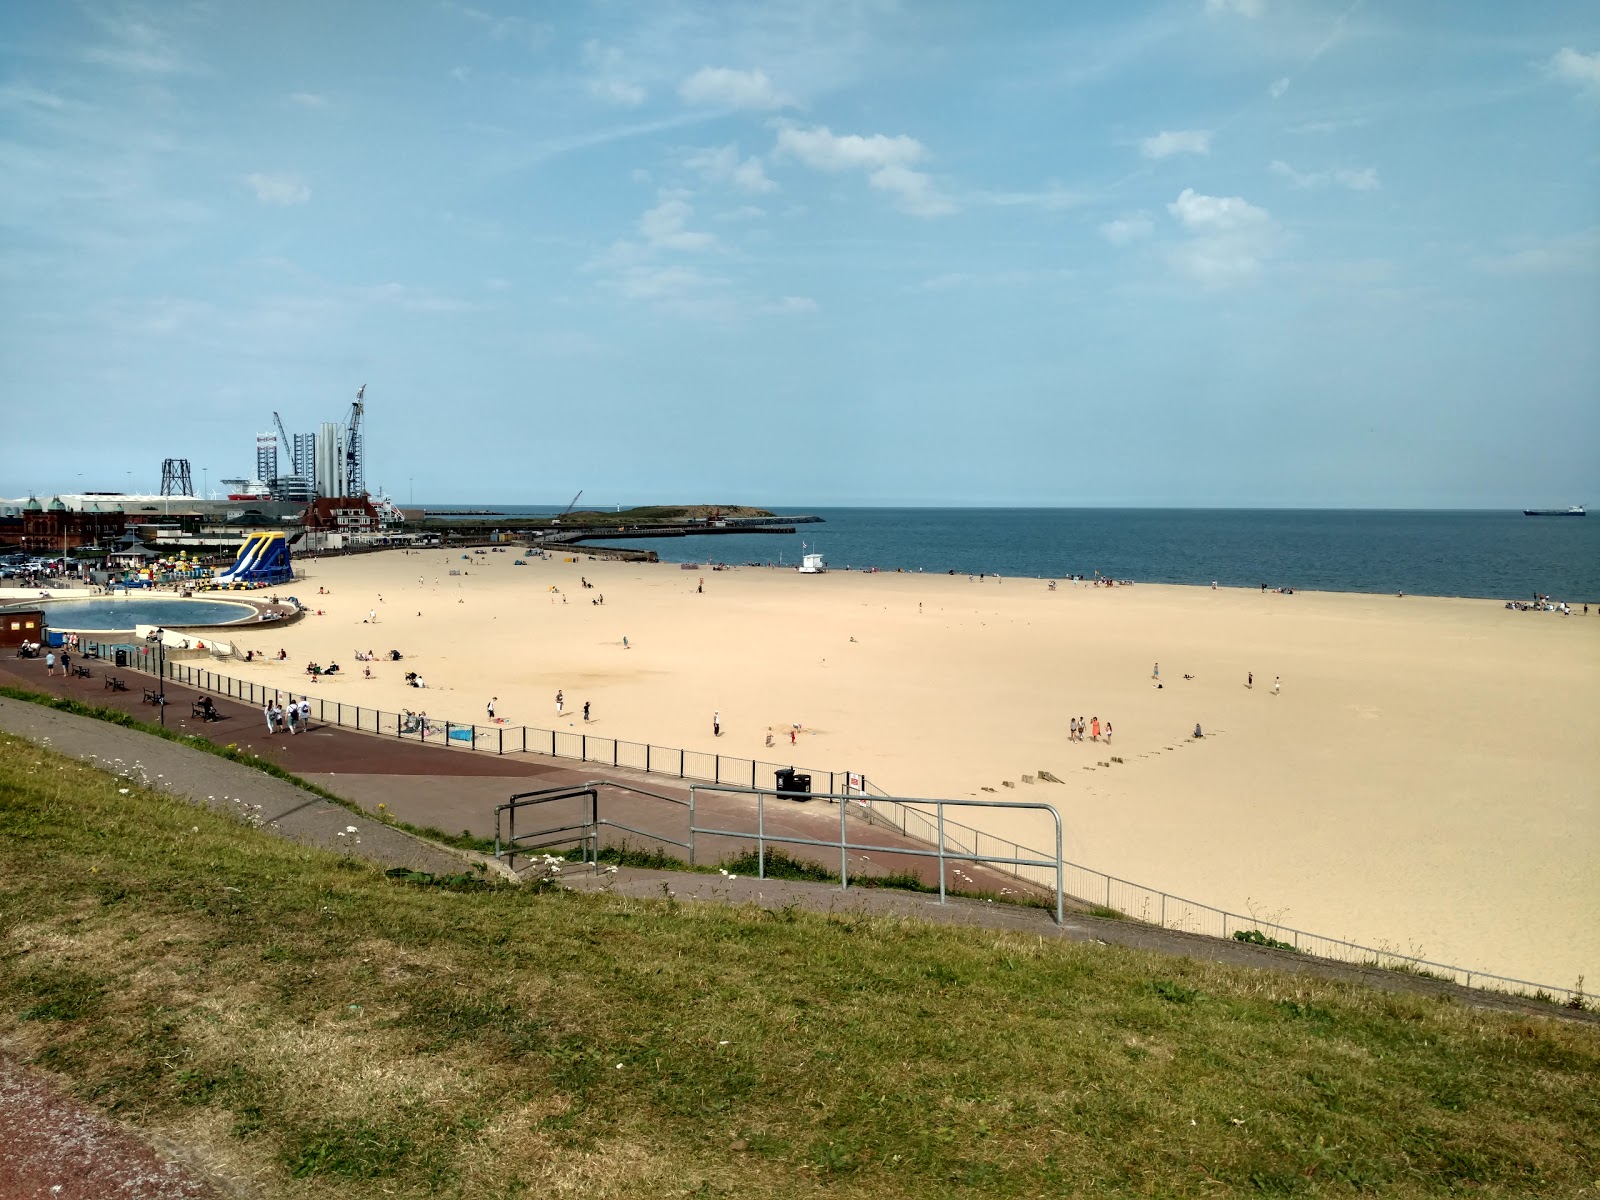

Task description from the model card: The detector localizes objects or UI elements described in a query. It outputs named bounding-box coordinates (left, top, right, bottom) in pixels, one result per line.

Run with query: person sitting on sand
left=1193, top=723, right=1204, bottom=739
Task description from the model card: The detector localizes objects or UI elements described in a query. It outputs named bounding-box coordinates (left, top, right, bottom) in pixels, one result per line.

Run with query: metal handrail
left=689, top=785, right=1064, bottom=924
left=495, top=779, right=693, bottom=871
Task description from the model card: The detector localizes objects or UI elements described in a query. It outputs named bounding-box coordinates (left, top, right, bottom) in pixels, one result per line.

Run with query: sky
left=1, top=1, right=1597, bottom=508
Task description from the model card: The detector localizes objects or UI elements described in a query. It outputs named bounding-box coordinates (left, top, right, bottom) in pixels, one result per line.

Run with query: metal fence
left=847, top=781, right=1582, bottom=1005
left=72, top=637, right=1583, bottom=1006
left=77, top=639, right=859, bottom=795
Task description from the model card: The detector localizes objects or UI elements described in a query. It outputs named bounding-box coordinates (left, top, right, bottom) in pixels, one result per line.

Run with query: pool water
left=22, top=597, right=259, bottom=630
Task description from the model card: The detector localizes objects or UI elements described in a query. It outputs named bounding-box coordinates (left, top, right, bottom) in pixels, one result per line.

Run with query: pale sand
left=217, top=549, right=1598, bottom=988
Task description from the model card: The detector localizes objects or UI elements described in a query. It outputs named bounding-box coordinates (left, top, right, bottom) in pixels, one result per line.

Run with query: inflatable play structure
left=215, top=532, right=293, bottom=587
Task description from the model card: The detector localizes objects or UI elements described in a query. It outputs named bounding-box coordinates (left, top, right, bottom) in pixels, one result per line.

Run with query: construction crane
left=272, top=411, right=294, bottom=474
left=552, top=489, right=583, bottom=525
left=344, top=385, right=366, bottom=497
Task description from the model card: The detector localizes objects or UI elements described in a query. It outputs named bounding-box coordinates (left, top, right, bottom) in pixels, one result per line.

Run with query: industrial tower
left=159, top=458, right=194, bottom=497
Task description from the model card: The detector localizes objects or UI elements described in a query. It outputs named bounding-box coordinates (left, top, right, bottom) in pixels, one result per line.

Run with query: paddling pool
left=18, top=597, right=259, bottom=631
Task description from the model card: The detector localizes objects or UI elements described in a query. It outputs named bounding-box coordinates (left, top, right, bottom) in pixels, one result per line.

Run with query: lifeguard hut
left=797, top=552, right=825, bottom=574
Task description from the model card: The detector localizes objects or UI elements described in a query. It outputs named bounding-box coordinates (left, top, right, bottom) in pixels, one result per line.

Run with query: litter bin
left=775, top=768, right=813, bottom=799
left=115, top=649, right=128, bottom=668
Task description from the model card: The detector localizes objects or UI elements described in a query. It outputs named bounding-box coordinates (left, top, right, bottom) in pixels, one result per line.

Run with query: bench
left=142, top=687, right=165, bottom=706
left=191, top=700, right=220, bottom=721
left=70, top=664, right=91, bottom=678
left=105, top=676, right=127, bottom=692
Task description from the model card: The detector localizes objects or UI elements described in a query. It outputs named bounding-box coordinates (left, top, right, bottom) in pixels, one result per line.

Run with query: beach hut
left=798, top=553, right=826, bottom=574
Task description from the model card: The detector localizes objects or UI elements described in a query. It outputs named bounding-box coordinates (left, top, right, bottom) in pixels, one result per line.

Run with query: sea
left=420, top=507, right=1600, bottom=602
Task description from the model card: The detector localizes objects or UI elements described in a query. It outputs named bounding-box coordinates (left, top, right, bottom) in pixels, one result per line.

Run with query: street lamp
left=148, top=628, right=167, bottom=726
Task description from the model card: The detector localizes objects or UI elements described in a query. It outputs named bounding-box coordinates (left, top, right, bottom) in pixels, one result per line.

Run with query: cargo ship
left=1522, top=506, right=1585, bottom=516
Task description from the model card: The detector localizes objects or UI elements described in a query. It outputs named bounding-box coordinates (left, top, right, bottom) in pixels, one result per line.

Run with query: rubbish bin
left=115, top=649, right=128, bottom=668
left=775, top=768, right=813, bottom=799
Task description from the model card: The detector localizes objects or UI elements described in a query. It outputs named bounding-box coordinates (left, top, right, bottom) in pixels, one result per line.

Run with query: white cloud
left=773, top=123, right=954, bottom=216
left=775, top=124, right=925, bottom=172
left=971, top=186, right=1083, bottom=211
left=686, top=144, right=777, bottom=194
left=1205, top=0, right=1265, bottom=14
left=1140, top=129, right=1212, bottom=159
left=638, top=196, right=718, bottom=252
left=84, top=10, right=191, bottom=74
left=868, top=163, right=957, bottom=217
left=583, top=41, right=645, bottom=107
left=1168, top=188, right=1269, bottom=233
left=1268, top=77, right=1290, bottom=99
left=714, top=205, right=767, bottom=222
left=1547, top=47, right=1600, bottom=93
left=288, top=92, right=328, bottom=109
left=678, top=67, right=792, bottom=111
left=1270, top=159, right=1380, bottom=191
left=1475, top=230, right=1600, bottom=275
left=0, top=83, right=66, bottom=111
left=614, top=264, right=722, bottom=302
left=1165, top=188, right=1276, bottom=285
left=242, top=172, right=311, bottom=206
left=762, top=295, right=817, bottom=314
left=1100, top=215, right=1154, bottom=245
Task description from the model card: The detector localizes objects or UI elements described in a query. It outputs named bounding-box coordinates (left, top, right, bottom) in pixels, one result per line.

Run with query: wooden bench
left=105, top=676, right=127, bottom=692
left=142, top=687, right=165, bottom=706
left=191, top=699, right=220, bottom=721
left=70, top=664, right=91, bottom=678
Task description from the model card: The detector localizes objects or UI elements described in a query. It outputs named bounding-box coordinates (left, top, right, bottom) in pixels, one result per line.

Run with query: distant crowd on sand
left=1505, top=594, right=1586, bottom=616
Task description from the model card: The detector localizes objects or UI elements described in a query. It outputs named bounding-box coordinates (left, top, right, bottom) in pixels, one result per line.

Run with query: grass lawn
left=1, top=731, right=1596, bottom=1198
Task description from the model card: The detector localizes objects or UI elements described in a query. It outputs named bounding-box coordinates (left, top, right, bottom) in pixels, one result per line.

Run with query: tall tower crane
left=273, top=411, right=294, bottom=474
left=345, top=385, right=366, bottom=497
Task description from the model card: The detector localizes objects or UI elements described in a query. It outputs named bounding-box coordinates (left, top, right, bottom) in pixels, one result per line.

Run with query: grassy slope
left=1, top=733, right=1596, bottom=1199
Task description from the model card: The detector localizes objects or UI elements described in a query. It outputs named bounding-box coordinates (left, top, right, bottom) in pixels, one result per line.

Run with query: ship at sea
left=1522, top=505, right=1585, bottom=517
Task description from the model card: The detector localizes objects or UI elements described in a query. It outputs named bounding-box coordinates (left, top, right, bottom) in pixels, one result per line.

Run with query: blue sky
left=2, top=1, right=1597, bottom=508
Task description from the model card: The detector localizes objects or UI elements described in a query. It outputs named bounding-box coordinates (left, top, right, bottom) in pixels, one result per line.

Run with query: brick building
left=18, top=497, right=127, bottom=553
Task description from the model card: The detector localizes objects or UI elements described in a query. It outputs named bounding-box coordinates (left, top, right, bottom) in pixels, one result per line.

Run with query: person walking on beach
left=583, top=700, right=590, bottom=723
left=1091, top=716, right=1100, bottom=742
left=622, top=635, right=629, bottom=649
left=487, top=697, right=496, bottom=721
left=713, top=710, right=721, bottom=737
left=1152, top=662, right=1159, bottom=681
left=368, top=609, right=377, bottom=624
left=1248, top=671, right=1253, bottom=689
left=555, top=690, right=563, bottom=716
left=1105, top=720, right=1113, bottom=745
left=1273, top=675, right=1281, bottom=696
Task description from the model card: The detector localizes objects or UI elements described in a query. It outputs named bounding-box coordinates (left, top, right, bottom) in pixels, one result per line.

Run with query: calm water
left=24, top=597, right=258, bottom=630
left=425, top=508, right=1599, bottom=601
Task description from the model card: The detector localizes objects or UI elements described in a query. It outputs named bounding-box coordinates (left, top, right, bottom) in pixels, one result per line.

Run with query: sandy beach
left=208, top=547, right=1597, bottom=989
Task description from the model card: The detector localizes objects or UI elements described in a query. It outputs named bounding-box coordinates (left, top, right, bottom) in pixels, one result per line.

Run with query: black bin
left=775, top=768, right=813, bottom=799
left=115, top=649, right=128, bottom=668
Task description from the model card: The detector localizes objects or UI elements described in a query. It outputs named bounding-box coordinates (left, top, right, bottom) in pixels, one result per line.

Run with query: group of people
left=1069, top=715, right=1110, bottom=744
left=263, top=696, right=311, bottom=735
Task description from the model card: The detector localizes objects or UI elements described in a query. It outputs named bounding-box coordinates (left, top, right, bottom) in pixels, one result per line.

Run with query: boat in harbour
left=1522, top=506, right=1585, bottom=517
